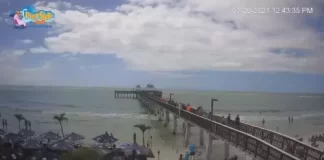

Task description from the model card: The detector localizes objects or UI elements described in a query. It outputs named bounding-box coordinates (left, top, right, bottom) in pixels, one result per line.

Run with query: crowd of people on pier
left=162, top=97, right=242, bottom=129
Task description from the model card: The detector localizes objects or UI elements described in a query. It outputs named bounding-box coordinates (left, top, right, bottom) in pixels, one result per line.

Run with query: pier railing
left=141, top=92, right=324, bottom=160
left=206, top=112, right=323, bottom=160
left=138, top=93, right=300, bottom=160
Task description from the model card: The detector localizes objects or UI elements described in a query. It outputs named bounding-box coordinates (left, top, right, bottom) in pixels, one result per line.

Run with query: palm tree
left=14, top=114, right=25, bottom=130
left=28, top=120, right=31, bottom=130
left=24, top=119, right=28, bottom=129
left=53, top=113, right=68, bottom=137
left=134, top=124, right=152, bottom=146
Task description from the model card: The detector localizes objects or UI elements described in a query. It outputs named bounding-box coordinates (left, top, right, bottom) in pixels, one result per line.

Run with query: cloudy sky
left=0, top=0, right=323, bottom=93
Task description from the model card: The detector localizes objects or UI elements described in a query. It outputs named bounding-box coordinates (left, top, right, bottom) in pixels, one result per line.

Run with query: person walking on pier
left=227, top=113, right=231, bottom=125
left=235, top=115, right=240, bottom=128
left=186, top=104, right=192, bottom=112
left=197, top=106, right=203, bottom=116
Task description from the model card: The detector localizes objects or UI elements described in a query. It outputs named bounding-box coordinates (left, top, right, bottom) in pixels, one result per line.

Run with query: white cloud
left=12, top=50, right=26, bottom=56
left=29, top=46, right=49, bottom=53
left=19, top=39, right=33, bottom=44
left=33, top=0, right=324, bottom=73
left=0, top=50, right=53, bottom=85
left=1, top=49, right=26, bottom=56
left=79, top=65, right=101, bottom=70
left=149, top=71, right=192, bottom=78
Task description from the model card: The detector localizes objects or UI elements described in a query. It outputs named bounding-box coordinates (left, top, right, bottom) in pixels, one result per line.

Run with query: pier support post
left=164, top=110, right=170, bottom=127
left=154, top=106, right=158, bottom=116
left=184, top=121, right=191, bottom=146
left=199, top=127, right=204, bottom=146
left=173, top=115, right=177, bottom=134
left=205, top=135, right=213, bottom=160
left=158, top=107, right=162, bottom=121
left=224, top=142, right=230, bottom=159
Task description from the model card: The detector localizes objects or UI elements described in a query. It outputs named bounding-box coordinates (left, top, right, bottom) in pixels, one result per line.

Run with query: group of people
left=225, top=114, right=241, bottom=126
left=288, top=116, right=294, bottom=123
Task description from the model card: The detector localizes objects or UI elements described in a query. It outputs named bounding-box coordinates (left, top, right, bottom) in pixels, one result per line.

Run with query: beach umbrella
left=117, top=142, right=155, bottom=158
left=41, top=131, right=61, bottom=140
left=0, top=129, right=6, bottom=135
left=18, top=129, right=35, bottom=137
left=2, top=133, right=24, bottom=145
left=21, top=139, right=43, bottom=150
left=92, top=132, right=118, bottom=144
left=63, top=132, right=85, bottom=141
left=47, top=140, right=75, bottom=152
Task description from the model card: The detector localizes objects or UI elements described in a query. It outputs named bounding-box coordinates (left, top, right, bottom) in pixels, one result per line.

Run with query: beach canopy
left=116, top=142, right=155, bottom=158
left=63, top=132, right=85, bottom=141
left=3, top=133, right=24, bottom=143
left=41, top=131, right=61, bottom=140
left=21, top=139, right=43, bottom=150
left=93, top=132, right=118, bottom=144
left=0, top=129, right=6, bottom=135
left=47, top=140, right=75, bottom=152
left=18, top=129, right=35, bottom=137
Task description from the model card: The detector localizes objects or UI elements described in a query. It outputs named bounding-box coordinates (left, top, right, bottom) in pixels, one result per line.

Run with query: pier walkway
left=114, top=90, right=323, bottom=160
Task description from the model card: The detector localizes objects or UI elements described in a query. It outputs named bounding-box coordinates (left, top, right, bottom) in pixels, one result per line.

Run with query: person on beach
left=262, top=118, right=265, bottom=127
left=179, top=154, right=183, bottom=160
left=189, top=143, right=196, bottom=159
left=288, top=116, right=291, bottom=122
left=185, top=151, right=190, bottom=160
left=291, top=116, right=293, bottom=122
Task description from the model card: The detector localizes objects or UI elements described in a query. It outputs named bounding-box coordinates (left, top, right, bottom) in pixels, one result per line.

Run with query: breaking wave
left=10, top=100, right=81, bottom=108
left=42, top=111, right=155, bottom=120
left=239, top=112, right=324, bottom=122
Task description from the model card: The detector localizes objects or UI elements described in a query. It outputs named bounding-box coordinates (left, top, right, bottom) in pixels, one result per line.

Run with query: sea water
left=0, top=86, right=323, bottom=159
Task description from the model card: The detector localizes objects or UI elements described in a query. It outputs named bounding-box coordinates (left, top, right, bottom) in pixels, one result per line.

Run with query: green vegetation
left=53, top=113, right=68, bottom=137
left=14, top=114, right=25, bottom=130
left=60, top=148, right=100, bottom=160
left=134, top=124, right=151, bottom=146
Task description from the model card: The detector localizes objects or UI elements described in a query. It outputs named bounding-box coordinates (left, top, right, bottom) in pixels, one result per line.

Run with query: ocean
left=0, top=85, right=324, bottom=159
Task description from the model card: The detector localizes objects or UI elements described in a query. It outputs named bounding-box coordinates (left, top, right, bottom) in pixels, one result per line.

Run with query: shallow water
left=0, top=86, right=323, bottom=159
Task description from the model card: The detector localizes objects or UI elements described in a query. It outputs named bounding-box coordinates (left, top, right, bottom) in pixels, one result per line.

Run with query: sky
left=0, top=0, right=324, bottom=93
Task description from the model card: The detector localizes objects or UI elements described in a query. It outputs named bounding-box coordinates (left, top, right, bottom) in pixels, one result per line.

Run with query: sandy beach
left=147, top=116, right=254, bottom=160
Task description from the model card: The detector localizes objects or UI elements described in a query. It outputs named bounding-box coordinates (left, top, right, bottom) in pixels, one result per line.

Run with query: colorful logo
left=9, top=6, right=55, bottom=29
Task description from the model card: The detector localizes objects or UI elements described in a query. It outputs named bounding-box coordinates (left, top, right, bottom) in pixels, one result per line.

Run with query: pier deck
left=114, top=90, right=323, bottom=160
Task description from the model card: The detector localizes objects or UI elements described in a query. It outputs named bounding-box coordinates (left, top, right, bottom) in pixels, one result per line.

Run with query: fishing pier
left=114, top=89, right=323, bottom=160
